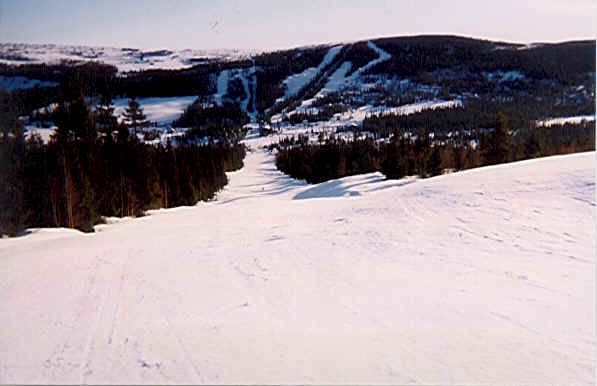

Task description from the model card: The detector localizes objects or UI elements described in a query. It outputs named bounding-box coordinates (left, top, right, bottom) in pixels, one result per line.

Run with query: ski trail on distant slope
left=278, top=45, right=343, bottom=101
left=214, top=70, right=231, bottom=105
left=239, top=69, right=251, bottom=112
left=314, top=41, right=391, bottom=99
left=348, top=41, right=391, bottom=81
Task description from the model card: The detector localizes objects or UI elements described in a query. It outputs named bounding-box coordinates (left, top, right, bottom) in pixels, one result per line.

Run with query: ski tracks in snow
left=2, top=149, right=595, bottom=384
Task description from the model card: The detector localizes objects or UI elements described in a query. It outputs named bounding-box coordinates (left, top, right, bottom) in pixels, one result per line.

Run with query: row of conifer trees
left=275, top=113, right=595, bottom=183
left=0, top=88, right=245, bottom=236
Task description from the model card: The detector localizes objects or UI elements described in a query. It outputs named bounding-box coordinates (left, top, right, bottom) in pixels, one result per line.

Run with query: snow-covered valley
left=1, top=145, right=594, bottom=384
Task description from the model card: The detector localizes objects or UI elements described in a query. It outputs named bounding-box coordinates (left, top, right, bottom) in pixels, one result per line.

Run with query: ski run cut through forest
left=1, top=147, right=595, bottom=384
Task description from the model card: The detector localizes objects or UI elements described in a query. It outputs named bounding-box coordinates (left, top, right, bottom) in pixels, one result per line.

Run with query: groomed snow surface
left=0, top=146, right=594, bottom=384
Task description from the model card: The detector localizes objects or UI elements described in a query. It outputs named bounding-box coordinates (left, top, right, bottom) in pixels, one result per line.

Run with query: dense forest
left=274, top=114, right=595, bottom=184
left=368, top=36, right=595, bottom=86
left=0, top=88, right=245, bottom=236
left=172, top=100, right=249, bottom=142
left=362, top=93, right=595, bottom=138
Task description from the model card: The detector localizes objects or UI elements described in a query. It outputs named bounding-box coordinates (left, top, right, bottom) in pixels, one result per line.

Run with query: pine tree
left=381, top=135, right=408, bottom=179
left=96, top=92, right=118, bottom=142
left=0, top=92, right=26, bottom=236
left=123, top=97, right=148, bottom=138
left=53, top=88, right=94, bottom=145
left=525, top=125, right=543, bottom=159
left=427, top=145, right=443, bottom=177
left=483, top=112, right=511, bottom=165
left=414, top=129, right=431, bottom=177
left=452, top=144, right=466, bottom=171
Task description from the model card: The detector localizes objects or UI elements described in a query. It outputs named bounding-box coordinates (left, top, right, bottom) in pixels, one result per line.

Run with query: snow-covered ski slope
left=1, top=145, right=594, bottom=384
left=348, top=41, right=391, bottom=81
left=277, top=45, right=342, bottom=101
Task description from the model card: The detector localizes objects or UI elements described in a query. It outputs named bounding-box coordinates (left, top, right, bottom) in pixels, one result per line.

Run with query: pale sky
left=0, top=0, right=595, bottom=50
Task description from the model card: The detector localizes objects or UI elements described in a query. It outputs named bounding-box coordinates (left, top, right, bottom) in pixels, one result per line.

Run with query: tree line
left=274, top=112, right=595, bottom=184
left=0, top=89, right=245, bottom=237
left=362, top=94, right=595, bottom=139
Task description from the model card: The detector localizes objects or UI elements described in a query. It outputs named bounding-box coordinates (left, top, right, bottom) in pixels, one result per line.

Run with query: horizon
left=1, top=0, right=595, bottom=51
left=1, top=33, right=595, bottom=53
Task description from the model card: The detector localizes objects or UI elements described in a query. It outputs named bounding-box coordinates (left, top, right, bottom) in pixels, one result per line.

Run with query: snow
left=0, top=75, right=58, bottom=91
left=24, top=125, right=57, bottom=143
left=1, top=141, right=594, bottom=384
left=537, top=115, right=595, bottom=127
left=211, top=66, right=260, bottom=120
left=298, top=41, right=391, bottom=107
left=331, top=99, right=461, bottom=126
left=318, top=61, right=352, bottom=96
left=517, top=43, right=544, bottom=50
left=277, top=45, right=342, bottom=101
left=213, top=69, right=232, bottom=105
left=482, top=70, right=525, bottom=82
left=0, top=43, right=259, bottom=73
left=273, top=99, right=462, bottom=131
left=347, top=41, right=391, bottom=81
left=111, top=96, right=197, bottom=126
left=21, top=97, right=197, bottom=143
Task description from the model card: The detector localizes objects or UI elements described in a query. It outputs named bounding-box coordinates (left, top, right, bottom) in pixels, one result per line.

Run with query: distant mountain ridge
left=1, top=35, right=594, bottom=123
left=0, top=42, right=260, bottom=72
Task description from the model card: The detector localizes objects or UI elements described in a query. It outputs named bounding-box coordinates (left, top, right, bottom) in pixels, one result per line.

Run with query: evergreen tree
left=452, top=143, right=466, bottom=171
left=95, top=92, right=118, bottom=142
left=0, top=92, right=26, bottom=236
left=525, top=126, right=544, bottom=159
left=414, top=129, right=431, bottom=177
left=123, top=97, right=148, bottom=137
left=512, top=130, right=526, bottom=161
left=51, top=86, right=101, bottom=231
left=23, top=134, right=52, bottom=227
left=427, top=145, right=443, bottom=176
left=483, top=112, right=511, bottom=165
left=381, top=134, right=407, bottom=179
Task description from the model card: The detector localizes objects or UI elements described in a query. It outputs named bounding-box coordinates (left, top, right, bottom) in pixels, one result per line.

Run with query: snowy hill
left=0, top=42, right=259, bottom=72
left=1, top=147, right=594, bottom=384
left=3, top=36, right=593, bottom=139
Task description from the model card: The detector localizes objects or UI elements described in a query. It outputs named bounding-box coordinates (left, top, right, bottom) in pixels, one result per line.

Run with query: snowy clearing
left=111, top=96, right=197, bottom=126
left=1, top=145, right=594, bottom=384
